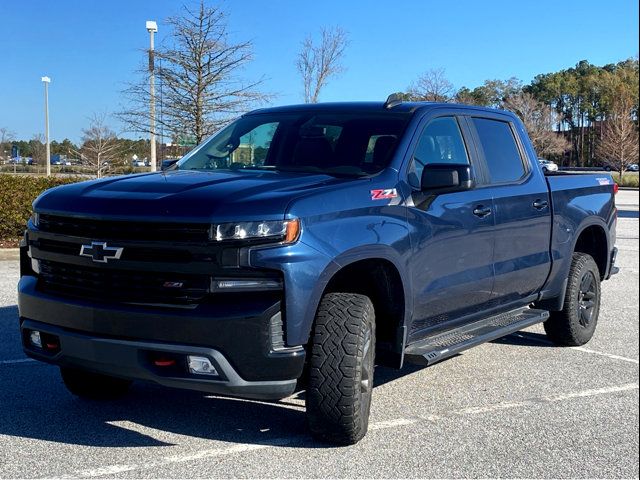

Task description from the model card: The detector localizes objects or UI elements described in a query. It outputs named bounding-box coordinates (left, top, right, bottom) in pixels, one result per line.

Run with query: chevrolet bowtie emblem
left=79, top=242, right=124, bottom=263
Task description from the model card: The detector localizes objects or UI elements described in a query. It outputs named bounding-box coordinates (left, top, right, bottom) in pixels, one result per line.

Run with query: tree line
left=405, top=59, right=638, bottom=172
left=1, top=1, right=638, bottom=178
left=0, top=120, right=179, bottom=178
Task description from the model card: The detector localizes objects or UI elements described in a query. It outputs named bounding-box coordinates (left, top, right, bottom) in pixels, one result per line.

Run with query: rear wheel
left=544, top=253, right=601, bottom=346
left=306, top=293, right=375, bottom=445
left=60, top=367, right=132, bottom=400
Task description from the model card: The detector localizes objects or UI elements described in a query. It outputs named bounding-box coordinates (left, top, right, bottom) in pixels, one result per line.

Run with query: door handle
left=473, top=206, right=492, bottom=218
left=533, top=199, right=549, bottom=210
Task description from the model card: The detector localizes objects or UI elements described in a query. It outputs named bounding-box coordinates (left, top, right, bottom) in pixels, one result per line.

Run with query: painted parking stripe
left=0, top=358, right=36, bottom=365
left=59, top=383, right=639, bottom=479
left=571, top=347, right=639, bottom=364
left=511, top=333, right=640, bottom=364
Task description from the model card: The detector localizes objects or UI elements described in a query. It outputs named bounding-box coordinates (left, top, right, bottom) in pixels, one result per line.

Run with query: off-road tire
left=544, top=252, right=601, bottom=346
left=60, top=367, right=132, bottom=400
left=306, top=293, right=375, bottom=445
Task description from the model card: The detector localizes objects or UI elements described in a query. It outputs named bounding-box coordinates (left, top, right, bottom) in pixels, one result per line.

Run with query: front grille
left=39, top=214, right=210, bottom=242
left=38, top=260, right=210, bottom=305
left=35, top=238, right=194, bottom=263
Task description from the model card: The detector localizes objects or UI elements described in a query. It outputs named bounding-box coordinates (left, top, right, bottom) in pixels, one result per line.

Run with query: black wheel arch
left=318, top=257, right=408, bottom=368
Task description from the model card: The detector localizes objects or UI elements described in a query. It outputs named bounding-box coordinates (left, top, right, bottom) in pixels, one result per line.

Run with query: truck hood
left=34, top=170, right=363, bottom=222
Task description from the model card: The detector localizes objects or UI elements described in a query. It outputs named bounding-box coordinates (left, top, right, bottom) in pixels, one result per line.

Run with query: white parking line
left=571, top=347, right=639, bottom=364
left=59, top=383, right=639, bottom=479
left=0, top=358, right=36, bottom=365
left=512, top=333, right=640, bottom=365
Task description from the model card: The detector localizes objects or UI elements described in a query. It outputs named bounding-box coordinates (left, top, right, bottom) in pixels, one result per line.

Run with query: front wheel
left=544, top=252, right=601, bottom=346
left=60, top=367, right=132, bottom=400
left=306, top=293, right=375, bottom=445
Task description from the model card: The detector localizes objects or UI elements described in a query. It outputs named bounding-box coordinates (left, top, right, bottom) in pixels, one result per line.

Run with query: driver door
left=405, top=115, right=496, bottom=338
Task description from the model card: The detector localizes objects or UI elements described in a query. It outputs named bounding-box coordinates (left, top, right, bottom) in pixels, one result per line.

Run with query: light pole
left=41, top=76, right=51, bottom=176
left=146, top=20, right=158, bottom=172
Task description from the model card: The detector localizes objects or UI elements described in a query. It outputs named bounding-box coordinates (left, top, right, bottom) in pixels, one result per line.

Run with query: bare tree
left=0, top=127, right=15, bottom=161
left=297, top=26, right=349, bottom=103
left=504, top=92, right=571, bottom=157
left=596, top=97, right=639, bottom=181
left=30, top=134, right=46, bottom=171
left=407, top=68, right=455, bottom=102
left=78, top=114, right=122, bottom=178
left=118, top=1, right=270, bottom=145
left=0, top=127, right=15, bottom=145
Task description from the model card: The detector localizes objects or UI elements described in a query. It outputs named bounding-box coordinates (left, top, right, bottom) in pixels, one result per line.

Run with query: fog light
left=188, top=356, right=218, bottom=376
left=29, top=331, right=42, bottom=348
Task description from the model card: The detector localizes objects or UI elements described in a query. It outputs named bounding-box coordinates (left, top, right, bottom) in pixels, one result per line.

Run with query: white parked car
left=628, top=164, right=639, bottom=172
left=538, top=158, right=559, bottom=173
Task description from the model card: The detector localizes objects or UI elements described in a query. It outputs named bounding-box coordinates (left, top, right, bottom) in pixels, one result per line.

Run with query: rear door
left=468, top=114, right=552, bottom=303
left=405, top=112, right=495, bottom=338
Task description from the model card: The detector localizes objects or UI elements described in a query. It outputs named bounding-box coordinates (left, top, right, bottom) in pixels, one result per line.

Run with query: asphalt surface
left=0, top=190, right=638, bottom=479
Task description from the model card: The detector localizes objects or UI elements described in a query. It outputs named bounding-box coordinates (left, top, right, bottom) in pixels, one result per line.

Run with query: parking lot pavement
left=0, top=190, right=637, bottom=479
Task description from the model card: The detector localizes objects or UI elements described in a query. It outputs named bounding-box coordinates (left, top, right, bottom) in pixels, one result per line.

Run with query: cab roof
left=246, top=101, right=510, bottom=117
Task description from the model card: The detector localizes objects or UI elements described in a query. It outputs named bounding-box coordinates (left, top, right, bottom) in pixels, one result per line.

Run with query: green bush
left=616, top=172, right=639, bottom=188
left=0, top=174, right=84, bottom=242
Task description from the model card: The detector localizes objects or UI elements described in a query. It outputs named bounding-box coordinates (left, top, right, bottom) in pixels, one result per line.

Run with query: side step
left=404, top=307, right=550, bottom=366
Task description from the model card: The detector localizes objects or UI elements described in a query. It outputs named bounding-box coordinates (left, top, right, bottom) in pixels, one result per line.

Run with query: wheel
left=544, top=253, right=601, bottom=346
left=542, top=167, right=548, bottom=173
left=60, top=366, right=132, bottom=400
left=306, top=293, right=375, bottom=445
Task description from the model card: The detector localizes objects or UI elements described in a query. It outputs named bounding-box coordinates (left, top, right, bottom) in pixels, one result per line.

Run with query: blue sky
left=0, top=0, right=638, bottom=142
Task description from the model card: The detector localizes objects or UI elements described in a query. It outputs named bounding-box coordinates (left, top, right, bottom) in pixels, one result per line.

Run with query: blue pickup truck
left=18, top=98, right=617, bottom=444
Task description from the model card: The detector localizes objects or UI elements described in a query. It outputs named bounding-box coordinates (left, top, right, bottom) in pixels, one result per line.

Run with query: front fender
left=250, top=240, right=413, bottom=347
left=249, top=241, right=339, bottom=346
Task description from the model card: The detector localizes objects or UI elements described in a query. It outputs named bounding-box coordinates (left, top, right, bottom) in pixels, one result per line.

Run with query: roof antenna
left=384, top=92, right=404, bottom=109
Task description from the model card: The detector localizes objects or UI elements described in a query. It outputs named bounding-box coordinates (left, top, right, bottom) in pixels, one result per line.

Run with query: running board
left=404, top=307, right=550, bottom=366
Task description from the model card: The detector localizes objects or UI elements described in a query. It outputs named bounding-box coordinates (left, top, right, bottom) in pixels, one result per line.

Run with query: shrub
left=0, top=175, right=84, bottom=242
left=616, top=172, right=639, bottom=188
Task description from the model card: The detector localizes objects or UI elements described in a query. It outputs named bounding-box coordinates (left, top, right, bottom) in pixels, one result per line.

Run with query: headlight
left=30, top=212, right=40, bottom=228
left=210, top=218, right=300, bottom=243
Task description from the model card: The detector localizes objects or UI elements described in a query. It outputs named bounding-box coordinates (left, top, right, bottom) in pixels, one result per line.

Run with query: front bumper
left=18, top=276, right=305, bottom=400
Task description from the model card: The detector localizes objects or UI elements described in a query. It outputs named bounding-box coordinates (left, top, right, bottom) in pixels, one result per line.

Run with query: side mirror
left=421, top=163, right=475, bottom=193
left=161, top=159, right=179, bottom=171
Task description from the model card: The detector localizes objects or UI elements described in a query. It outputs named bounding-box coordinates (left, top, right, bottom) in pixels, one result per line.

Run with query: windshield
left=177, top=111, right=411, bottom=176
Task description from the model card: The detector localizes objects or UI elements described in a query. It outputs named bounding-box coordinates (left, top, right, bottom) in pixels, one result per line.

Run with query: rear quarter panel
left=543, top=173, right=617, bottom=298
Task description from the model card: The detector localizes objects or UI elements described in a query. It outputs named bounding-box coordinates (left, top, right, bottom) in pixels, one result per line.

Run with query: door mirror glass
left=421, top=163, right=475, bottom=193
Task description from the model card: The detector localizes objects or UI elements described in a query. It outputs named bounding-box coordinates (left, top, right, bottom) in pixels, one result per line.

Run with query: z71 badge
left=370, top=188, right=398, bottom=200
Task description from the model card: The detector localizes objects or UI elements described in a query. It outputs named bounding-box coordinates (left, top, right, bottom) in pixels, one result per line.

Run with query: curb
left=0, top=248, right=20, bottom=261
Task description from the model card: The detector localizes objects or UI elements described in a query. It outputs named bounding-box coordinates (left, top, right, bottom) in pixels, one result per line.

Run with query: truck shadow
left=0, top=304, right=425, bottom=449
left=492, top=331, right=556, bottom=347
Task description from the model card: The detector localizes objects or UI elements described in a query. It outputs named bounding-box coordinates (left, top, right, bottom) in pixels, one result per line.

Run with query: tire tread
left=306, top=292, right=375, bottom=445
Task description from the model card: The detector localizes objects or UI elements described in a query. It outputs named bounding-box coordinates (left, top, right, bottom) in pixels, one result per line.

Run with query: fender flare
left=301, top=244, right=413, bottom=345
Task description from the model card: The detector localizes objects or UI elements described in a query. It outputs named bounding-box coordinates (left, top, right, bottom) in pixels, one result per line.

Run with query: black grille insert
left=34, top=238, right=194, bottom=263
left=38, top=214, right=210, bottom=242
left=37, top=260, right=210, bottom=305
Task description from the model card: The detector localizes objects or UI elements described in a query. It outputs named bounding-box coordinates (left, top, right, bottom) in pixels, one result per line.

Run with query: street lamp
left=41, top=76, right=51, bottom=176
left=146, top=20, right=158, bottom=172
